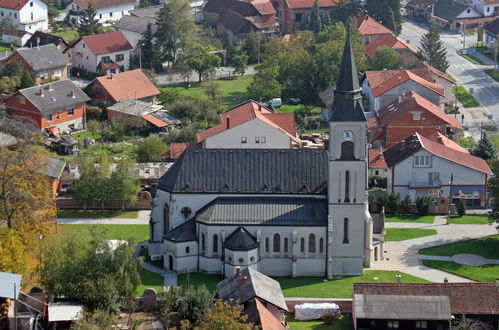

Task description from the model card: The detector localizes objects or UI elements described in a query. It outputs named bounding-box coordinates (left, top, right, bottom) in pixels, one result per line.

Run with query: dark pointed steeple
left=330, top=24, right=366, bottom=122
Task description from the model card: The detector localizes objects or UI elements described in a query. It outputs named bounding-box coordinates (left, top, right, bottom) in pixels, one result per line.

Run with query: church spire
left=330, top=24, right=366, bottom=122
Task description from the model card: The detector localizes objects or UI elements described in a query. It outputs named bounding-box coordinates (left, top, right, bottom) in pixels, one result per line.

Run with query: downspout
left=197, top=222, right=200, bottom=272
left=391, top=167, right=395, bottom=192
left=325, top=222, right=329, bottom=278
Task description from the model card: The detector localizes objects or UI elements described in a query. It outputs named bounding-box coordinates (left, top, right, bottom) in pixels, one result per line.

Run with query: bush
left=369, top=176, right=387, bottom=189
left=482, top=125, right=497, bottom=131
left=401, top=195, right=412, bottom=214
left=72, top=67, right=105, bottom=81
left=459, top=137, right=476, bottom=149
left=452, top=86, right=479, bottom=108
left=304, top=116, right=323, bottom=130
left=377, top=191, right=388, bottom=211
left=456, top=198, right=466, bottom=216
left=322, top=311, right=335, bottom=325
left=158, top=88, right=184, bottom=105
left=179, top=285, right=213, bottom=323
left=86, top=105, right=103, bottom=121
left=162, top=128, right=197, bottom=144
left=169, top=100, right=198, bottom=122
left=387, top=192, right=401, bottom=214
left=416, top=196, right=432, bottom=216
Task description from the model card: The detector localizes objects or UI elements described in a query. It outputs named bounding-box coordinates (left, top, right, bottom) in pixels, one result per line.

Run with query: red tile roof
left=255, top=298, right=286, bottom=330
left=162, top=142, right=202, bottom=160
left=378, top=92, right=461, bottom=128
left=197, top=100, right=299, bottom=142
left=369, top=148, right=388, bottom=169
left=75, top=0, right=135, bottom=10
left=366, top=69, right=445, bottom=97
left=354, top=282, right=499, bottom=315
left=365, top=33, right=417, bottom=58
left=81, top=31, right=132, bottom=55
left=427, top=131, right=469, bottom=154
left=411, top=62, right=454, bottom=83
left=0, top=0, right=34, bottom=10
left=357, top=14, right=393, bottom=36
left=251, top=0, right=276, bottom=15
left=285, top=0, right=338, bottom=9
left=94, top=69, right=160, bottom=102
left=367, top=116, right=381, bottom=128
left=142, top=114, right=168, bottom=128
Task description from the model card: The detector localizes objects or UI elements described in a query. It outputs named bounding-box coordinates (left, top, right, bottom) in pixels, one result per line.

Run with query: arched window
left=163, top=203, right=170, bottom=235
left=343, top=218, right=349, bottom=244
left=341, top=141, right=355, bottom=160
left=309, top=234, right=316, bottom=253
left=345, top=171, right=350, bottom=203
left=300, top=238, right=305, bottom=253
left=213, top=234, right=218, bottom=253
left=284, top=238, right=288, bottom=253
left=202, top=234, right=206, bottom=252
left=273, top=233, right=280, bottom=252
left=265, top=237, right=269, bottom=253
left=319, top=238, right=324, bottom=253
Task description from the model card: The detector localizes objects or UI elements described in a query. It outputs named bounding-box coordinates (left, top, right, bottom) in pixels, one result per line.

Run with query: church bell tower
left=327, top=26, right=371, bottom=278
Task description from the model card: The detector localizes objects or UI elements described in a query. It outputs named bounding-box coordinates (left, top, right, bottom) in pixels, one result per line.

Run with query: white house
left=473, top=0, right=499, bottom=16
left=384, top=133, right=492, bottom=207
left=433, top=0, right=484, bottom=30
left=2, top=29, right=31, bottom=47
left=66, top=0, right=136, bottom=25
left=148, top=32, right=383, bottom=279
left=66, top=31, right=133, bottom=74
left=0, top=0, right=48, bottom=33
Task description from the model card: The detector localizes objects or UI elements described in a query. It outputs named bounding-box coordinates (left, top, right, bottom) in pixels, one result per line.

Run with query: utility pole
left=447, top=173, right=453, bottom=225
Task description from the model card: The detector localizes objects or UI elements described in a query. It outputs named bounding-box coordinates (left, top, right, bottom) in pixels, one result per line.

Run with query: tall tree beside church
left=299, top=0, right=331, bottom=33
left=332, top=0, right=363, bottom=24
left=417, top=22, right=449, bottom=72
left=109, top=158, right=140, bottom=211
left=140, top=24, right=154, bottom=69
left=77, top=3, right=102, bottom=36
left=365, top=0, right=401, bottom=35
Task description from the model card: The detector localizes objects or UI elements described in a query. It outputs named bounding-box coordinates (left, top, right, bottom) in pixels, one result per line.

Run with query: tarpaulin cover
left=294, top=303, right=340, bottom=320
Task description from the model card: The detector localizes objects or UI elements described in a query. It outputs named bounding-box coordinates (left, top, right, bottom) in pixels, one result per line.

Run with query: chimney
left=39, top=88, right=44, bottom=97
left=437, top=135, right=443, bottom=143
left=235, top=267, right=241, bottom=276
left=47, top=83, right=53, bottom=91
left=258, top=104, right=262, bottom=112
left=398, top=95, right=402, bottom=103
left=444, top=277, right=449, bottom=283
left=226, top=116, right=230, bottom=129
left=240, top=276, right=247, bottom=286
left=396, top=274, right=401, bottom=283
left=109, top=73, right=114, bottom=80
left=70, top=90, right=76, bottom=98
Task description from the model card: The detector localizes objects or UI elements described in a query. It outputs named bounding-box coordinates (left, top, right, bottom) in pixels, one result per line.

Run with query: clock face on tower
left=343, top=130, right=353, bottom=141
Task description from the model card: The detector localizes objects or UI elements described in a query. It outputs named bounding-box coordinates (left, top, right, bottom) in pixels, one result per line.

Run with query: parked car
left=267, top=98, right=282, bottom=108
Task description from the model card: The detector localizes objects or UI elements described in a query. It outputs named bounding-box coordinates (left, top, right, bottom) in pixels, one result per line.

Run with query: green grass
left=57, top=209, right=139, bottom=218
left=489, top=135, right=499, bottom=150
left=72, top=130, right=103, bottom=141
left=482, top=124, right=497, bottom=131
left=457, top=51, right=485, bottom=65
left=423, top=260, right=499, bottom=282
left=449, top=215, right=490, bottom=224
left=385, top=228, right=437, bottom=241
left=419, top=235, right=499, bottom=259
left=52, top=28, right=79, bottom=41
left=177, top=272, right=223, bottom=292
left=287, top=314, right=354, bottom=330
left=58, top=224, right=149, bottom=242
left=484, top=69, right=499, bottom=83
left=459, top=137, right=476, bottom=148
left=137, top=267, right=164, bottom=296
left=452, top=86, right=480, bottom=108
left=385, top=214, right=435, bottom=223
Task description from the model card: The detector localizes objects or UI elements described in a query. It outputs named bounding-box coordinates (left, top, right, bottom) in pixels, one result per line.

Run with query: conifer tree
left=77, top=3, right=102, bottom=36
left=365, top=0, right=401, bottom=34
left=300, top=0, right=331, bottom=33
left=140, top=24, right=154, bottom=69
left=417, top=22, right=449, bottom=72
left=474, top=134, right=497, bottom=160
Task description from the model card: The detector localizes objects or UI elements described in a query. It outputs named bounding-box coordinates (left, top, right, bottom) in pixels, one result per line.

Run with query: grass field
left=484, top=69, right=499, bottom=83
left=459, top=137, right=476, bottom=149
left=58, top=224, right=149, bottom=242
left=457, top=51, right=485, bottom=65
left=423, top=260, right=499, bottom=282
left=419, top=235, right=499, bottom=259
left=449, top=215, right=490, bottom=224
left=385, top=228, right=437, bottom=241
left=489, top=135, right=499, bottom=150
left=137, top=267, right=164, bottom=296
left=52, top=29, right=79, bottom=41
left=385, top=214, right=435, bottom=223
left=287, top=314, right=354, bottom=330
left=453, top=86, right=480, bottom=108
left=57, top=209, right=139, bottom=218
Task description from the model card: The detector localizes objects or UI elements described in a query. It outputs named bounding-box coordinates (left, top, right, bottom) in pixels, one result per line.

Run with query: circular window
left=250, top=257, right=255, bottom=262
left=238, top=258, right=244, bottom=263
left=181, top=207, right=192, bottom=218
left=228, top=257, right=232, bottom=262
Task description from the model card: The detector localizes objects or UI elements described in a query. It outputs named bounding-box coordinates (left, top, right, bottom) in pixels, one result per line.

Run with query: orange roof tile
left=411, top=62, right=454, bottom=83
left=142, top=114, right=168, bottom=128
left=369, top=148, right=388, bottom=169
left=251, top=0, right=276, bottom=15
left=285, top=0, right=338, bottom=9
left=357, top=14, right=393, bottom=36
left=366, top=69, right=445, bottom=97
left=255, top=299, right=286, bottom=330
left=367, top=116, right=381, bottom=128
left=427, top=132, right=469, bottom=154
left=94, top=69, right=160, bottom=102
left=81, top=31, right=132, bottom=55
left=365, top=33, right=417, bottom=58
left=0, top=0, right=34, bottom=10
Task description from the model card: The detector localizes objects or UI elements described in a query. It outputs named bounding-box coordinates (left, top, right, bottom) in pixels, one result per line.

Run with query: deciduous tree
left=370, top=47, right=404, bottom=70
left=110, top=158, right=140, bottom=210
left=418, top=22, right=449, bottom=72
left=135, top=134, right=168, bottom=162
left=73, top=156, right=100, bottom=210
left=0, top=228, right=25, bottom=274
left=196, top=300, right=255, bottom=330
left=231, top=52, right=249, bottom=76
left=185, top=45, right=221, bottom=82
left=487, top=158, right=499, bottom=230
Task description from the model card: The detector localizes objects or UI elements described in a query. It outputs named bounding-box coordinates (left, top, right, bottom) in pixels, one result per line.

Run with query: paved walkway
left=419, top=254, right=499, bottom=266
left=141, top=262, right=178, bottom=291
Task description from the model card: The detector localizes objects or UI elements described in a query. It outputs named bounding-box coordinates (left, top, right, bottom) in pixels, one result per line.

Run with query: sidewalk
left=469, top=49, right=496, bottom=67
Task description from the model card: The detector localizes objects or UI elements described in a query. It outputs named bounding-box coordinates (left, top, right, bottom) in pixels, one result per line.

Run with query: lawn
left=419, top=235, right=499, bottom=259
left=72, top=130, right=103, bottom=141
left=385, top=228, right=437, bottom=241
left=452, top=86, right=480, bottom=108
left=423, top=260, right=499, bottom=282
left=484, top=69, right=499, bottom=83
left=287, top=314, right=354, bottom=330
left=177, top=272, right=223, bottom=292
left=489, top=135, right=499, bottom=150
left=137, top=267, right=164, bottom=296
left=57, top=209, right=139, bottom=219
left=459, top=137, right=476, bottom=149
left=58, top=224, right=150, bottom=242
left=52, top=28, right=79, bottom=41
left=457, top=51, right=485, bottom=65
left=385, top=214, right=435, bottom=223
left=449, top=215, right=490, bottom=224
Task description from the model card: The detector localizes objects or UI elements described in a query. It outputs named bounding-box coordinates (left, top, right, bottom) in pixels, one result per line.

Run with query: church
left=148, top=29, right=382, bottom=279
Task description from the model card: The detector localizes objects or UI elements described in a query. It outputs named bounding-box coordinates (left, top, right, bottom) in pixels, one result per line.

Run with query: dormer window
left=413, top=112, right=421, bottom=120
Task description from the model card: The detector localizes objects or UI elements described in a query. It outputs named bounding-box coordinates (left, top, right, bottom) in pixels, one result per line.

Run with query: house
left=484, top=17, right=499, bottom=48
left=279, top=0, right=338, bottom=33
left=107, top=99, right=181, bottom=131
left=353, top=282, right=499, bottom=330
left=2, top=29, right=31, bottom=47
left=42, top=157, right=66, bottom=198
left=66, top=31, right=133, bottom=74
left=217, top=267, right=287, bottom=330
left=5, top=79, right=90, bottom=134
left=197, top=100, right=299, bottom=149
left=86, top=69, right=160, bottom=103
left=383, top=132, right=492, bottom=205
left=365, top=33, right=419, bottom=66
left=472, top=0, right=499, bottom=16
left=65, top=0, right=135, bottom=25
left=203, top=0, right=277, bottom=38
left=0, top=0, right=48, bottom=33
left=432, top=0, right=486, bottom=31
left=369, top=148, right=388, bottom=178
left=375, top=92, right=462, bottom=147
left=148, top=30, right=383, bottom=278
left=410, top=62, right=455, bottom=105
left=113, top=15, right=156, bottom=49
left=362, top=69, right=445, bottom=112
left=161, top=142, right=202, bottom=161
left=24, top=30, right=71, bottom=51
left=0, top=44, right=70, bottom=85
left=356, top=14, right=393, bottom=45
left=405, top=0, right=436, bottom=22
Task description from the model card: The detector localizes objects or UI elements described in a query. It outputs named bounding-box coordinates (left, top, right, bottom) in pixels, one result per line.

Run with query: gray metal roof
left=433, top=0, right=471, bottom=21
left=42, top=157, right=66, bottom=179
left=224, top=227, right=258, bottom=251
left=129, top=5, right=162, bottom=18
left=196, top=197, right=327, bottom=226
left=107, top=99, right=163, bottom=116
left=18, top=79, right=90, bottom=114
left=164, top=219, right=197, bottom=242
left=16, top=44, right=70, bottom=72
left=217, top=268, right=288, bottom=311
left=157, top=149, right=328, bottom=194
left=114, top=15, right=156, bottom=34
left=151, top=111, right=182, bottom=125
left=354, top=294, right=451, bottom=320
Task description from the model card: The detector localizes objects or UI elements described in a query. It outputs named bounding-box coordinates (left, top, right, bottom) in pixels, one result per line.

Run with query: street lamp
left=38, top=234, right=43, bottom=283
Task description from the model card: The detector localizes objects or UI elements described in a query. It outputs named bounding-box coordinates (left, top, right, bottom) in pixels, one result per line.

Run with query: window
left=340, top=141, right=355, bottom=160
left=241, top=136, right=247, bottom=143
left=300, top=237, right=305, bottom=253
left=115, top=54, right=124, bottom=62
left=119, top=66, right=124, bottom=72
left=295, top=13, right=302, bottom=22
left=109, top=11, right=113, bottom=16
left=319, top=238, right=324, bottom=253
left=467, top=8, right=470, bottom=13
left=201, top=234, right=205, bottom=252
left=67, top=108, right=74, bottom=116
left=83, top=43, right=86, bottom=48
left=95, top=86, right=103, bottom=95
left=255, top=136, right=260, bottom=143
left=428, top=172, right=440, bottom=185
left=365, top=35, right=370, bottom=43
left=14, top=13, right=16, bottom=18
left=45, top=114, right=52, bottom=121
left=186, top=246, right=190, bottom=254
left=261, top=136, right=266, bottom=143
left=343, top=218, right=349, bottom=244
left=413, top=155, right=431, bottom=167
left=273, top=233, right=280, bottom=252
left=181, top=207, right=192, bottom=218
left=238, top=258, right=243, bottom=263
left=30, top=1, right=33, bottom=6
left=265, top=237, right=269, bottom=253
left=375, top=170, right=379, bottom=175
left=102, top=56, right=111, bottom=62
left=163, top=203, right=169, bottom=235
left=1, top=12, right=3, bottom=16
left=344, top=171, right=350, bottom=203
left=99, top=14, right=102, bottom=18
left=30, top=12, right=33, bottom=20
left=428, top=188, right=439, bottom=196
left=284, top=238, right=288, bottom=253
left=387, top=321, right=399, bottom=329
left=487, top=6, right=490, bottom=11
left=413, top=112, right=421, bottom=120
left=416, top=321, right=427, bottom=329
left=308, top=234, right=316, bottom=252
left=213, top=234, right=218, bottom=253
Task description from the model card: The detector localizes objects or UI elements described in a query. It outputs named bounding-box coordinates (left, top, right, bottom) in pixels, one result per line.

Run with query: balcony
left=408, top=179, right=441, bottom=188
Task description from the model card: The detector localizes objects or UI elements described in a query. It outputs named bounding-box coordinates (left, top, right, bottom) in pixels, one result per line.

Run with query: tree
left=370, top=47, right=404, bottom=70
left=231, top=52, right=248, bottom=76
left=140, top=24, right=154, bottom=69
left=3, top=61, right=24, bottom=77
left=487, top=158, right=499, bottom=230
left=203, top=80, right=221, bottom=102
left=401, top=195, right=412, bottom=214
left=247, top=65, right=283, bottom=101
left=179, top=285, right=213, bottom=323
left=20, top=70, right=34, bottom=89
left=417, top=22, right=449, bottom=72
left=135, top=134, right=168, bottom=162
left=73, top=156, right=100, bottom=210
left=185, top=45, right=221, bottom=82
left=332, top=0, right=363, bottom=24
left=474, top=134, right=497, bottom=160
left=387, top=192, right=401, bottom=213
left=377, top=191, right=388, bottom=211
left=456, top=198, right=466, bottom=217
left=95, top=154, right=112, bottom=209
left=169, top=99, right=199, bottom=122
left=365, top=0, right=401, bottom=34
left=109, top=158, right=140, bottom=210
left=196, top=300, right=255, bottom=330
left=162, top=128, right=197, bottom=144
left=0, top=229, right=25, bottom=274
left=77, top=3, right=102, bottom=36
left=299, top=0, right=331, bottom=33
left=416, top=196, right=432, bottom=216
left=0, top=76, right=20, bottom=93
left=243, top=31, right=261, bottom=64
left=0, top=17, right=16, bottom=32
